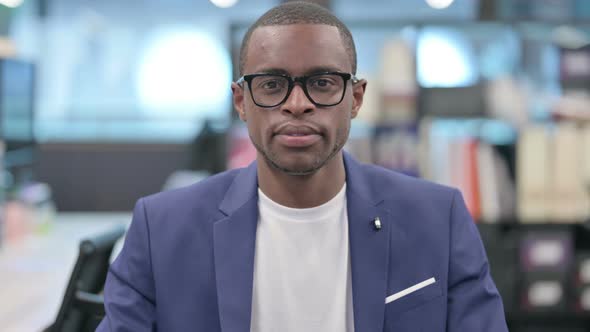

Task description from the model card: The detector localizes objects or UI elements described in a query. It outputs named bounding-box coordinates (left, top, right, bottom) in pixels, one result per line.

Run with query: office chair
left=45, top=224, right=127, bottom=332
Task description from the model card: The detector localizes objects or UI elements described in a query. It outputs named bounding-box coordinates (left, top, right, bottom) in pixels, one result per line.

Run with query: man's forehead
left=244, top=24, right=350, bottom=74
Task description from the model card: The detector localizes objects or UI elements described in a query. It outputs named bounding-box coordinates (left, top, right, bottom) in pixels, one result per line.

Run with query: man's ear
left=231, top=82, right=247, bottom=122
left=351, top=79, right=367, bottom=119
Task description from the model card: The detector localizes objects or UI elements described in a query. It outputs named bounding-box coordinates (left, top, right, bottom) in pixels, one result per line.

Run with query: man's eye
left=264, top=81, right=278, bottom=89
left=311, top=78, right=334, bottom=87
left=260, top=79, right=283, bottom=89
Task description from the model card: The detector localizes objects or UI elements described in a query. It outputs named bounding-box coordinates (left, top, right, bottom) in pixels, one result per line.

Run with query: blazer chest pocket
left=385, top=277, right=443, bottom=317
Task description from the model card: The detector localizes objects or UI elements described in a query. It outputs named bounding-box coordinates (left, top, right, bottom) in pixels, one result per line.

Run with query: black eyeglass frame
left=236, top=71, right=359, bottom=108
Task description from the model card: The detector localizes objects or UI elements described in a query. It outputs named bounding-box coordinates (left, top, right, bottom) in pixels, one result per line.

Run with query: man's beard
left=250, top=132, right=346, bottom=176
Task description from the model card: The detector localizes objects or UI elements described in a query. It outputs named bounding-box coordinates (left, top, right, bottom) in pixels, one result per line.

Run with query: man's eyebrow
left=251, top=66, right=345, bottom=76
left=303, top=66, right=343, bottom=75
left=255, top=68, right=290, bottom=75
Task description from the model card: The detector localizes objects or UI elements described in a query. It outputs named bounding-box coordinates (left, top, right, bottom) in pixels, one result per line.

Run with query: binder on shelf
left=417, top=117, right=434, bottom=179
left=517, top=126, right=550, bottom=223
left=477, top=142, right=516, bottom=223
left=380, top=38, right=416, bottom=97
left=550, top=123, right=587, bottom=222
left=466, top=140, right=481, bottom=220
left=478, top=143, right=500, bottom=222
left=426, top=128, right=452, bottom=186
left=450, top=139, right=481, bottom=220
left=379, top=37, right=416, bottom=124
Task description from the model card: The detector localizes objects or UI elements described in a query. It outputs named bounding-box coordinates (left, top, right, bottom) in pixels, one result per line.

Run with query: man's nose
left=280, top=84, right=315, bottom=116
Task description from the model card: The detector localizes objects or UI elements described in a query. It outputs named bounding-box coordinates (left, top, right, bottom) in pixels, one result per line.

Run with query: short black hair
left=239, top=1, right=357, bottom=76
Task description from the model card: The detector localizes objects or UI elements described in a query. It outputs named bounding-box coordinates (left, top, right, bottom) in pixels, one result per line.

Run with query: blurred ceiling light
left=136, top=28, right=232, bottom=117
left=425, top=0, right=454, bottom=10
left=552, top=25, right=590, bottom=49
left=418, top=30, right=476, bottom=87
left=0, top=0, right=25, bottom=8
left=210, top=0, right=239, bottom=8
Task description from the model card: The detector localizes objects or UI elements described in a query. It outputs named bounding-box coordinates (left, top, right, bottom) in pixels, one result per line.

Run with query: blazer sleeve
left=97, top=198, right=157, bottom=332
left=446, top=190, right=509, bottom=331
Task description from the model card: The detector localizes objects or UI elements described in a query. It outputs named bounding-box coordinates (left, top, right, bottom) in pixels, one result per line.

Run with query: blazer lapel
left=344, top=153, right=392, bottom=331
left=214, top=162, right=259, bottom=332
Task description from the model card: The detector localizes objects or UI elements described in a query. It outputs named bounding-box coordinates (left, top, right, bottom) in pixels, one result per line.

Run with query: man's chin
left=270, top=160, right=321, bottom=176
left=255, top=143, right=334, bottom=176
left=279, top=167, right=319, bottom=176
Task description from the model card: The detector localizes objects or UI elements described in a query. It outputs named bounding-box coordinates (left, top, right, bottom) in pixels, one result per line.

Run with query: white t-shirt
left=250, top=184, right=354, bottom=332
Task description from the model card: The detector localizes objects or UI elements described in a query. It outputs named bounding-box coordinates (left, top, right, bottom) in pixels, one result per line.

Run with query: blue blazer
left=98, top=153, right=508, bottom=331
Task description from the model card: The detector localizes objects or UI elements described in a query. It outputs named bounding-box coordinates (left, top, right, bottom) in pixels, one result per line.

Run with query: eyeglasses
left=236, top=72, right=359, bottom=108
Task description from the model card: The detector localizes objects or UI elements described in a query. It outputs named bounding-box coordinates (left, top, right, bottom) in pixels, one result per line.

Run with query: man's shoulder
left=141, top=168, right=242, bottom=212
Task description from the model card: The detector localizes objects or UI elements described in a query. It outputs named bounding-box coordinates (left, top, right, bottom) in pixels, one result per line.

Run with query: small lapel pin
left=373, top=217, right=382, bottom=231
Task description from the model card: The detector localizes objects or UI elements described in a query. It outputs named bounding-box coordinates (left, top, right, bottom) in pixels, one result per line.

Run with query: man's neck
left=257, top=153, right=346, bottom=209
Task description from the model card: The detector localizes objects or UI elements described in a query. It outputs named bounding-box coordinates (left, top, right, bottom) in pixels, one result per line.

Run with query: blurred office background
left=1, top=0, right=590, bottom=331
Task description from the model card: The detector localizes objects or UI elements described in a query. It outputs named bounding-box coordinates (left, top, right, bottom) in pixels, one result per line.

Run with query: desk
left=0, top=213, right=130, bottom=332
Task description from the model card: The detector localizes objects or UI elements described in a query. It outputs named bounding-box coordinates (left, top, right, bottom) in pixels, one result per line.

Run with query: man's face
left=232, top=24, right=366, bottom=175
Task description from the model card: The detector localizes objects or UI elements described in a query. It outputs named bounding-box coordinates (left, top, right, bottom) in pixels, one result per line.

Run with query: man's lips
left=273, top=124, right=322, bottom=147
left=274, top=124, right=321, bottom=136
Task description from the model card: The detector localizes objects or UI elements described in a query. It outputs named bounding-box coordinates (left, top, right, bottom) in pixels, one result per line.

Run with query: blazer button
left=373, top=217, right=382, bottom=231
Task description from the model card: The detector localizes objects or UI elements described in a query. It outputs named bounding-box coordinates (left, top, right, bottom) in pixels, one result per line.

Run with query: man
left=98, top=2, right=508, bottom=331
